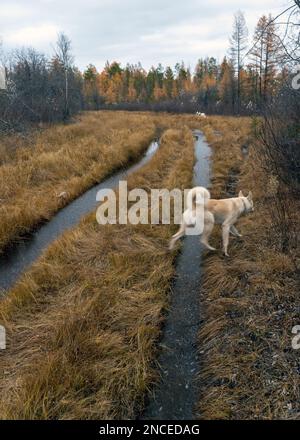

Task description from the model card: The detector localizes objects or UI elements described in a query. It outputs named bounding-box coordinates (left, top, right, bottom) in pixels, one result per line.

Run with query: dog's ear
left=239, top=190, right=244, bottom=197
left=247, top=191, right=253, bottom=201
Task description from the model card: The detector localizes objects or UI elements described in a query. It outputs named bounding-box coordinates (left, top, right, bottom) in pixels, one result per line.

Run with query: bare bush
left=0, top=35, right=83, bottom=135
left=254, top=82, right=299, bottom=253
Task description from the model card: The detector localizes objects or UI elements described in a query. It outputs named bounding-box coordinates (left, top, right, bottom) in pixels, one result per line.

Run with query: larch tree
left=83, top=64, right=102, bottom=109
left=262, top=16, right=281, bottom=100
left=229, top=10, right=248, bottom=113
left=219, top=57, right=235, bottom=112
left=249, top=15, right=266, bottom=102
left=250, top=15, right=281, bottom=105
left=164, top=66, right=174, bottom=99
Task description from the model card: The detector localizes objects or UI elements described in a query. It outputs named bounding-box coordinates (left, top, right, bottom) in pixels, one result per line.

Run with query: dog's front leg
left=222, top=224, right=230, bottom=256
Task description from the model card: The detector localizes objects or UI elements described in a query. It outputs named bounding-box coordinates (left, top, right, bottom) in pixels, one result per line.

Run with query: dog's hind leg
left=169, top=223, right=185, bottom=250
left=230, top=225, right=242, bottom=237
left=222, top=223, right=231, bottom=256
left=200, top=211, right=216, bottom=251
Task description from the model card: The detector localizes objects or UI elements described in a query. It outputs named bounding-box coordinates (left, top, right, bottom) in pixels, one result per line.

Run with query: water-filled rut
left=0, top=140, right=159, bottom=292
left=0, top=130, right=212, bottom=421
left=143, top=130, right=211, bottom=420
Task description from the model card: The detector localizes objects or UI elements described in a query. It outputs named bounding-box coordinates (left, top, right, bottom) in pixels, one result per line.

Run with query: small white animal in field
left=196, top=112, right=207, bottom=118
left=169, top=186, right=254, bottom=257
left=57, top=191, right=68, bottom=200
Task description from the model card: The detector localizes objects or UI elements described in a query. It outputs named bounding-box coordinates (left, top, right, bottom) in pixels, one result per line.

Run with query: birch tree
left=55, top=33, right=74, bottom=120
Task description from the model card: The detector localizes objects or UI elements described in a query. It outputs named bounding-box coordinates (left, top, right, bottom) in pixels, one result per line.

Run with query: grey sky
left=1, top=0, right=289, bottom=71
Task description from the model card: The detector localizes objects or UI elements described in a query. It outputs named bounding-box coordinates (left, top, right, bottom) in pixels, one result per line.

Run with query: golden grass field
left=0, top=111, right=298, bottom=419
left=0, top=120, right=195, bottom=419
left=0, top=112, right=157, bottom=252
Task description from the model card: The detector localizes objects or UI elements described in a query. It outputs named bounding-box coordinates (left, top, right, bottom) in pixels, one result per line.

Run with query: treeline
left=0, top=7, right=298, bottom=133
left=83, top=11, right=289, bottom=114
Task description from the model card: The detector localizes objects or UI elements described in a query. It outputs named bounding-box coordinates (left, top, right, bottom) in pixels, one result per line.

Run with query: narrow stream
left=143, top=130, right=211, bottom=420
left=0, top=140, right=159, bottom=292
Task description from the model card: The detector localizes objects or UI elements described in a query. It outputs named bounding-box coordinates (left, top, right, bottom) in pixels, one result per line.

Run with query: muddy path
left=0, top=140, right=159, bottom=292
left=143, top=130, right=211, bottom=420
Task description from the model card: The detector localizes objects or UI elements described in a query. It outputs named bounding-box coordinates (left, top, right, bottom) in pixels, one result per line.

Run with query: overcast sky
left=0, top=0, right=290, bottom=71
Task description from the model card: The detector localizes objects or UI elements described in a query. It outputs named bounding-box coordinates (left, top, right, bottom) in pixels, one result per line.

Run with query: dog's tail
left=169, top=186, right=210, bottom=250
left=187, top=186, right=210, bottom=210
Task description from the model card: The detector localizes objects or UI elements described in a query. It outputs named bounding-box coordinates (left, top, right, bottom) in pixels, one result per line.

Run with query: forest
left=0, top=8, right=299, bottom=132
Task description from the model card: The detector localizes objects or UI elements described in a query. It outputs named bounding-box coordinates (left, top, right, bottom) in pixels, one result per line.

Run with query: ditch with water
left=143, top=130, right=211, bottom=420
left=0, top=131, right=212, bottom=420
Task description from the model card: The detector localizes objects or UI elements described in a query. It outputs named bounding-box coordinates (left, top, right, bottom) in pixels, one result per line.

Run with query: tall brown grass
left=0, top=110, right=235, bottom=253
left=197, top=117, right=300, bottom=419
left=1, top=112, right=296, bottom=420
left=0, top=125, right=194, bottom=419
left=0, top=111, right=157, bottom=252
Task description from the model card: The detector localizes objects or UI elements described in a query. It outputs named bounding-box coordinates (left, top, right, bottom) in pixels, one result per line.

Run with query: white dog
left=169, top=186, right=254, bottom=256
left=196, top=112, right=207, bottom=118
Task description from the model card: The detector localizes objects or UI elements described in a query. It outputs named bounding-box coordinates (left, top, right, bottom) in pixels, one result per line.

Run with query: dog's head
left=239, top=190, right=254, bottom=213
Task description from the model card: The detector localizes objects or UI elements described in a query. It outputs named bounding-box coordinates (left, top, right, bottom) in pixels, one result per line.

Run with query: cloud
left=0, top=0, right=287, bottom=70
left=6, top=24, right=59, bottom=48
left=1, top=3, right=31, bottom=19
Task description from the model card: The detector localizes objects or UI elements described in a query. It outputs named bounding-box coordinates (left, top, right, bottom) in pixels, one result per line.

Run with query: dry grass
left=1, top=111, right=296, bottom=420
left=197, top=117, right=300, bottom=419
left=0, top=111, right=157, bottom=252
left=0, top=125, right=194, bottom=419
left=0, top=109, right=235, bottom=253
